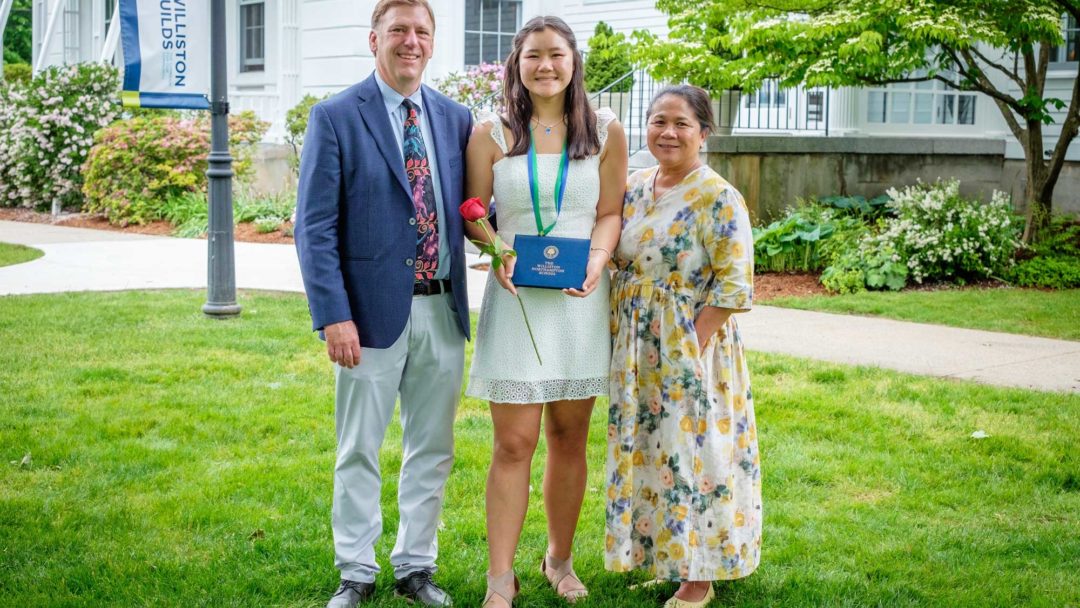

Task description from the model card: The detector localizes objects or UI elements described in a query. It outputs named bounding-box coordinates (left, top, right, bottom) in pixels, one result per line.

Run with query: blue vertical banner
left=119, top=0, right=211, bottom=109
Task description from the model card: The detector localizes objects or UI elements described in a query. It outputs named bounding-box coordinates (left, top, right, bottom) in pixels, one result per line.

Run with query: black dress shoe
left=395, top=570, right=452, bottom=606
left=327, top=579, right=375, bottom=608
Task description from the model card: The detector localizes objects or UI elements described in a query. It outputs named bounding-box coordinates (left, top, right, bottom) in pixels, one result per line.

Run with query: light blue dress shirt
left=373, top=70, right=450, bottom=281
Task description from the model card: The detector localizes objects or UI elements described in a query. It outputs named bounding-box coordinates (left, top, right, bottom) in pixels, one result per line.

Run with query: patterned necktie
left=402, top=99, right=438, bottom=281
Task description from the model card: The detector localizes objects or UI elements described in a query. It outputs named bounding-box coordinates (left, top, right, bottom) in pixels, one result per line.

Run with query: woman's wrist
left=589, top=246, right=611, bottom=261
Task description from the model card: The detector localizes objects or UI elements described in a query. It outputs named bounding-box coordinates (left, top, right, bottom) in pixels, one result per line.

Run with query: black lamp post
left=202, top=0, right=240, bottom=317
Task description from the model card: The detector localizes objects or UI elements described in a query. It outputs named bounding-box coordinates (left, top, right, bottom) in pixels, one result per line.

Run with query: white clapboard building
left=22, top=0, right=1080, bottom=164
left=25, top=0, right=667, bottom=140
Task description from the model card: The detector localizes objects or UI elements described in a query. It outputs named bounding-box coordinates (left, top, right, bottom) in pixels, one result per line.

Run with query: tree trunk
left=1020, top=120, right=1052, bottom=244
left=1022, top=155, right=1053, bottom=245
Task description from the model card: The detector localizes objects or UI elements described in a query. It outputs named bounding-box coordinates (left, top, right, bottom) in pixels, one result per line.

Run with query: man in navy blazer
left=294, top=1, right=471, bottom=606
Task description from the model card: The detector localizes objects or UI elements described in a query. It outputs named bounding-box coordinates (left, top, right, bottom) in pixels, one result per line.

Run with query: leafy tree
left=284, top=93, right=331, bottom=174
left=2, top=0, right=33, bottom=66
left=584, top=21, right=634, bottom=93
left=636, top=0, right=1080, bottom=243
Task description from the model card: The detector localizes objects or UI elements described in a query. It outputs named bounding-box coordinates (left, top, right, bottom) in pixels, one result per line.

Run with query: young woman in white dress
left=463, top=15, right=628, bottom=608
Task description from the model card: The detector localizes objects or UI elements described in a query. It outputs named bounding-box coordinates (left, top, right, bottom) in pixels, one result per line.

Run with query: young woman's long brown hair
left=501, top=16, right=599, bottom=160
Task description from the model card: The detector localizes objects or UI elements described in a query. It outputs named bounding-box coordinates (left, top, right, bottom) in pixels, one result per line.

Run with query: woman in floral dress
left=605, top=85, right=761, bottom=608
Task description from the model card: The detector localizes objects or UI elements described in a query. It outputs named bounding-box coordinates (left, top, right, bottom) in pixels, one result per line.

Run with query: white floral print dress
left=605, top=165, right=762, bottom=581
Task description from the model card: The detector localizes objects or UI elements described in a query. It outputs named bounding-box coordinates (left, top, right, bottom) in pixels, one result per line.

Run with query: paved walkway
left=2, top=220, right=1078, bottom=394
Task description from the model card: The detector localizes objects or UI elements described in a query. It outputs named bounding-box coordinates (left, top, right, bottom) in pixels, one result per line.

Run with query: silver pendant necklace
left=532, top=116, right=561, bottom=135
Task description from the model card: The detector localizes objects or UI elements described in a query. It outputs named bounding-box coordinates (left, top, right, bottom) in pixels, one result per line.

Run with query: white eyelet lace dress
left=465, top=108, right=617, bottom=404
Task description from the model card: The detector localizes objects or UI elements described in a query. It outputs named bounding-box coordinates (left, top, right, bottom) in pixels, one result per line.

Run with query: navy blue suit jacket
left=295, top=74, right=473, bottom=348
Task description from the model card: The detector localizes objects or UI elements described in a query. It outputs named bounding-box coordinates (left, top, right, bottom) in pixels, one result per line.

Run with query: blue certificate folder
left=512, top=235, right=590, bottom=290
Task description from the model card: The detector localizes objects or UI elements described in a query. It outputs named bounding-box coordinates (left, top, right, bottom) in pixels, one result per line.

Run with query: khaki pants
left=331, top=292, right=465, bottom=583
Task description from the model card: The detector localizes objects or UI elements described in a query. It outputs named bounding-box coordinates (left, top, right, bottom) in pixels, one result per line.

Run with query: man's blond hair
left=371, top=0, right=435, bottom=31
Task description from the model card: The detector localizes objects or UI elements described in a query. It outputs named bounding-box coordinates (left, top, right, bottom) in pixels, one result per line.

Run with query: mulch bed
left=234, top=221, right=294, bottom=244
left=754, top=272, right=828, bottom=301
left=753, top=273, right=1012, bottom=299
left=0, top=208, right=295, bottom=244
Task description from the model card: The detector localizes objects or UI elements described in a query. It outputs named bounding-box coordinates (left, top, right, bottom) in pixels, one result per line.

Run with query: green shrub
left=0, top=63, right=119, bottom=210
left=285, top=93, right=330, bottom=173
left=816, top=194, right=891, bottom=221
left=1004, top=215, right=1080, bottom=289
left=84, top=116, right=205, bottom=224
left=1006, top=256, right=1080, bottom=289
left=160, top=190, right=209, bottom=238
left=254, top=217, right=281, bottom=234
left=81, top=111, right=268, bottom=225
left=584, top=22, right=634, bottom=92
left=219, top=111, right=267, bottom=179
left=1026, top=215, right=1080, bottom=258
left=157, top=188, right=295, bottom=237
left=819, top=266, right=866, bottom=294
left=3, top=63, right=32, bottom=86
left=823, top=245, right=909, bottom=292
left=234, top=190, right=295, bottom=224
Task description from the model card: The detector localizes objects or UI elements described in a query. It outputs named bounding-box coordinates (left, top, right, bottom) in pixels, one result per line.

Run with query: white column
left=827, top=86, right=861, bottom=135
left=279, top=0, right=300, bottom=110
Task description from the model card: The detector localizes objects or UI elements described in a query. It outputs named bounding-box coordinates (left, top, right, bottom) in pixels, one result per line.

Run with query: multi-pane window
left=464, top=0, right=521, bottom=65
left=806, top=91, right=824, bottom=122
left=1051, top=14, right=1079, bottom=63
left=867, top=80, right=976, bottom=126
left=745, top=81, right=787, bottom=107
left=240, top=0, right=265, bottom=72
left=104, top=0, right=116, bottom=36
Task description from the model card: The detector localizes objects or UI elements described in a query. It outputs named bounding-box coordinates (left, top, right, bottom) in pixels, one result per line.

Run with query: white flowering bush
left=0, top=63, right=119, bottom=211
left=862, top=180, right=1020, bottom=284
left=434, top=62, right=504, bottom=110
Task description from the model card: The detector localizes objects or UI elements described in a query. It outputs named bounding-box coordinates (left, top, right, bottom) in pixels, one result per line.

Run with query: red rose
left=459, top=197, right=487, bottom=222
left=458, top=195, right=541, bottom=366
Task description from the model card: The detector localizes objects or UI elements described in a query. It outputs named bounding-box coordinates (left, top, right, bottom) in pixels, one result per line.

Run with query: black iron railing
left=720, top=83, right=830, bottom=134
left=468, top=69, right=831, bottom=156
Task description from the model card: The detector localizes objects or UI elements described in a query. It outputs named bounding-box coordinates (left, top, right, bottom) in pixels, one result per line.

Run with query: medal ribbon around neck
left=527, top=132, right=570, bottom=237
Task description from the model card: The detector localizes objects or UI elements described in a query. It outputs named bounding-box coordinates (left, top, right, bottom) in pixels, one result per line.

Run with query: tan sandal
left=483, top=569, right=519, bottom=608
left=663, top=583, right=715, bottom=608
left=540, top=553, right=589, bottom=603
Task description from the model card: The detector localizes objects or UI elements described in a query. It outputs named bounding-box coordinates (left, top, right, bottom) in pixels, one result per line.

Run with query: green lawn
left=767, top=286, right=1080, bottom=341
left=0, top=241, right=43, bottom=267
left=1, top=290, right=1078, bottom=607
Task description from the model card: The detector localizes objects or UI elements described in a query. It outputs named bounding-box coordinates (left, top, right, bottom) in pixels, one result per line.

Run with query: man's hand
left=325, top=320, right=361, bottom=368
